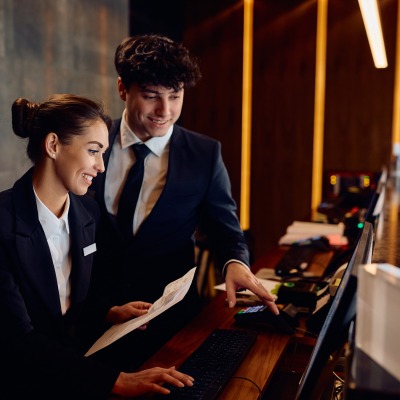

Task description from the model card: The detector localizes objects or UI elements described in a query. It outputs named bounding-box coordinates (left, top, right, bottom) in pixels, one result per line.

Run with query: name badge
left=83, top=243, right=97, bottom=256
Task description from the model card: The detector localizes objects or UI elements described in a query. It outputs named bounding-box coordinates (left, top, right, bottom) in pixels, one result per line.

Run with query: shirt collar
left=34, top=189, right=70, bottom=239
left=120, top=109, right=173, bottom=157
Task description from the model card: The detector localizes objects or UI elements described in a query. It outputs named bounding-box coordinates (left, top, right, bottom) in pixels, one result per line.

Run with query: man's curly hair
left=115, top=34, right=202, bottom=91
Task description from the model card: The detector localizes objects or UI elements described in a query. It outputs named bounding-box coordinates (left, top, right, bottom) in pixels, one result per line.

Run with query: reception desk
left=134, top=176, right=400, bottom=399
left=136, top=250, right=334, bottom=399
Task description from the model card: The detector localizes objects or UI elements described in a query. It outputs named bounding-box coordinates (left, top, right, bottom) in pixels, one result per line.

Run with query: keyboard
left=156, top=328, right=258, bottom=400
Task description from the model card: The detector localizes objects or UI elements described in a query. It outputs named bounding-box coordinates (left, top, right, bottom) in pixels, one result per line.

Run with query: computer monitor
left=364, top=166, right=387, bottom=225
left=295, top=221, right=374, bottom=400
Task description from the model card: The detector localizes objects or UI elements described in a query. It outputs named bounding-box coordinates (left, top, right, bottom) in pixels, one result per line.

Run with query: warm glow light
left=358, top=0, right=388, bottom=68
left=311, top=0, right=328, bottom=215
left=240, top=0, right=253, bottom=230
left=391, top=1, right=400, bottom=156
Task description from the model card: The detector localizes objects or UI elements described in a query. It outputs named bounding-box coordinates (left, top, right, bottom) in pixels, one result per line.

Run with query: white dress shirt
left=104, top=109, right=173, bottom=235
left=35, top=191, right=71, bottom=315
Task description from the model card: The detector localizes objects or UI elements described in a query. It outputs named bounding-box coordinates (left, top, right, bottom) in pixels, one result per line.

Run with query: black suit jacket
left=0, top=168, right=118, bottom=399
left=91, top=120, right=249, bottom=305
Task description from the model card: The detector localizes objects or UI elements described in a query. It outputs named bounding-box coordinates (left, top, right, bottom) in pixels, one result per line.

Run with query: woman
left=0, top=94, right=193, bottom=399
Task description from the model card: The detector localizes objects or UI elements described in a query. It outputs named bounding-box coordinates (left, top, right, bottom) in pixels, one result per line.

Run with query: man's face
left=118, top=79, right=184, bottom=142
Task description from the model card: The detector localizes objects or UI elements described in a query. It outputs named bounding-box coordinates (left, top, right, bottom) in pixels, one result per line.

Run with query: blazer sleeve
left=197, top=141, right=250, bottom=270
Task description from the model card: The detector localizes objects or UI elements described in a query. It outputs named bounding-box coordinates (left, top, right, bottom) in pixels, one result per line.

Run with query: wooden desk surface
left=138, top=293, right=293, bottom=399
left=137, top=247, right=334, bottom=399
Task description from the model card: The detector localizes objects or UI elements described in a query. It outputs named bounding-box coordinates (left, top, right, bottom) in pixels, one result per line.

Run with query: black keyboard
left=156, top=329, right=258, bottom=400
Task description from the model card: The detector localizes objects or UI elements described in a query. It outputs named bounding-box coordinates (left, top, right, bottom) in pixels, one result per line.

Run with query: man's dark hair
left=114, top=34, right=202, bottom=91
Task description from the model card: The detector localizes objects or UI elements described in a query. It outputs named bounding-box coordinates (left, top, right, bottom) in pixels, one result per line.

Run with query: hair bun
left=12, top=97, right=39, bottom=139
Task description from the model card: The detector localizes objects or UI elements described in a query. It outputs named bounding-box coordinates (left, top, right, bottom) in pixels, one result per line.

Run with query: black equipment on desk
left=154, top=329, right=258, bottom=400
left=234, top=303, right=299, bottom=334
left=277, top=279, right=329, bottom=312
left=274, top=236, right=331, bottom=278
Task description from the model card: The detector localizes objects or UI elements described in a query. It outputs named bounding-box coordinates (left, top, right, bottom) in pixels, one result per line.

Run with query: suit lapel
left=13, top=169, right=97, bottom=315
left=68, top=194, right=96, bottom=305
left=133, top=126, right=187, bottom=240
left=13, top=169, right=62, bottom=316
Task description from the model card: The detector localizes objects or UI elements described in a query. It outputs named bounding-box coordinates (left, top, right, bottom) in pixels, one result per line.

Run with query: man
left=91, top=34, right=278, bottom=369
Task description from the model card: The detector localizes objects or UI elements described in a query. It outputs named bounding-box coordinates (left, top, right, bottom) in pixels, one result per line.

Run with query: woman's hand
left=112, top=366, right=194, bottom=397
left=106, top=301, right=152, bottom=324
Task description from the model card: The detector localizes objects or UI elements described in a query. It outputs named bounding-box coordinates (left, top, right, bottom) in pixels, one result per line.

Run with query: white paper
left=214, top=278, right=281, bottom=300
left=278, top=221, right=348, bottom=246
left=286, top=221, right=344, bottom=234
left=85, top=267, right=196, bottom=357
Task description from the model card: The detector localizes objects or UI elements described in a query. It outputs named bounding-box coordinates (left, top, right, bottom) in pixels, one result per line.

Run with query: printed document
left=85, top=267, right=196, bottom=356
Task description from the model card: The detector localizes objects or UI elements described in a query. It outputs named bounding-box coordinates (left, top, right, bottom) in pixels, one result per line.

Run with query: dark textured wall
left=0, top=0, right=129, bottom=190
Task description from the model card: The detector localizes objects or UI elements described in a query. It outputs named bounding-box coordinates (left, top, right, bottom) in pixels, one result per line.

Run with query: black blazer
left=0, top=168, right=118, bottom=399
left=91, top=120, right=250, bottom=305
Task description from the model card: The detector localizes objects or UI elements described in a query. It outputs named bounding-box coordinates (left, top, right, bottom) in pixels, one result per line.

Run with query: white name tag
left=83, top=243, right=97, bottom=256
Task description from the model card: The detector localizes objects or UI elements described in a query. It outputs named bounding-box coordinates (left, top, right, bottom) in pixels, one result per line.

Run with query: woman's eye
left=88, top=149, right=99, bottom=156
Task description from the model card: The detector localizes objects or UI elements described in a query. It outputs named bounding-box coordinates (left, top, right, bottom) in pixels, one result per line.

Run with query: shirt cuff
left=222, top=259, right=250, bottom=277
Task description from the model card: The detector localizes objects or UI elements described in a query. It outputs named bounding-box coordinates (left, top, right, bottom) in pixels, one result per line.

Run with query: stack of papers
left=278, top=221, right=348, bottom=246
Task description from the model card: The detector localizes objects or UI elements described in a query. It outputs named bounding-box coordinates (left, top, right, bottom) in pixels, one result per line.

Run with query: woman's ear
left=45, top=132, right=59, bottom=160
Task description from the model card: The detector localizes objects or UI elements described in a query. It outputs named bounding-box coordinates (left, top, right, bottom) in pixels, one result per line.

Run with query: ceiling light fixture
left=358, top=0, right=388, bottom=68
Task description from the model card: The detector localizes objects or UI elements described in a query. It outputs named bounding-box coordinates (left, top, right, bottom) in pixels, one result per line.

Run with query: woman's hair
left=115, top=34, right=202, bottom=91
left=12, top=94, right=112, bottom=164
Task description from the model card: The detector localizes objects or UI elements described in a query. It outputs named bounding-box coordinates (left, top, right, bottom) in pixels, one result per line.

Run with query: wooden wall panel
left=324, top=0, right=396, bottom=174
left=182, top=2, right=244, bottom=209
left=251, top=0, right=318, bottom=257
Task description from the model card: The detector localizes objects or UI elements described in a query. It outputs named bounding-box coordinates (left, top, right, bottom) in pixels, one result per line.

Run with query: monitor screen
left=295, top=221, right=374, bottom=400
left=364, top=166, right=387, bottom=225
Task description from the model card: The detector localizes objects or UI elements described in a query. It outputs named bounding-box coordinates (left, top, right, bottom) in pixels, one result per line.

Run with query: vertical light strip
left=391, top=1, right=400, bottom=159
left=311, top=0, right=328, bottom=214
left=358, top=0, right=388, bottom=69
left=240, top=0, right=253, bottom=230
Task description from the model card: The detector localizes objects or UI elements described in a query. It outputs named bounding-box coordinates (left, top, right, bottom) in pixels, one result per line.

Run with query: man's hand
left=224, top=262, right=279, bottom=315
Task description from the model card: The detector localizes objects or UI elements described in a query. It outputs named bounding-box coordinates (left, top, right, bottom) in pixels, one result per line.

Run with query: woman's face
left=53, top=120, right=109, bottom=196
